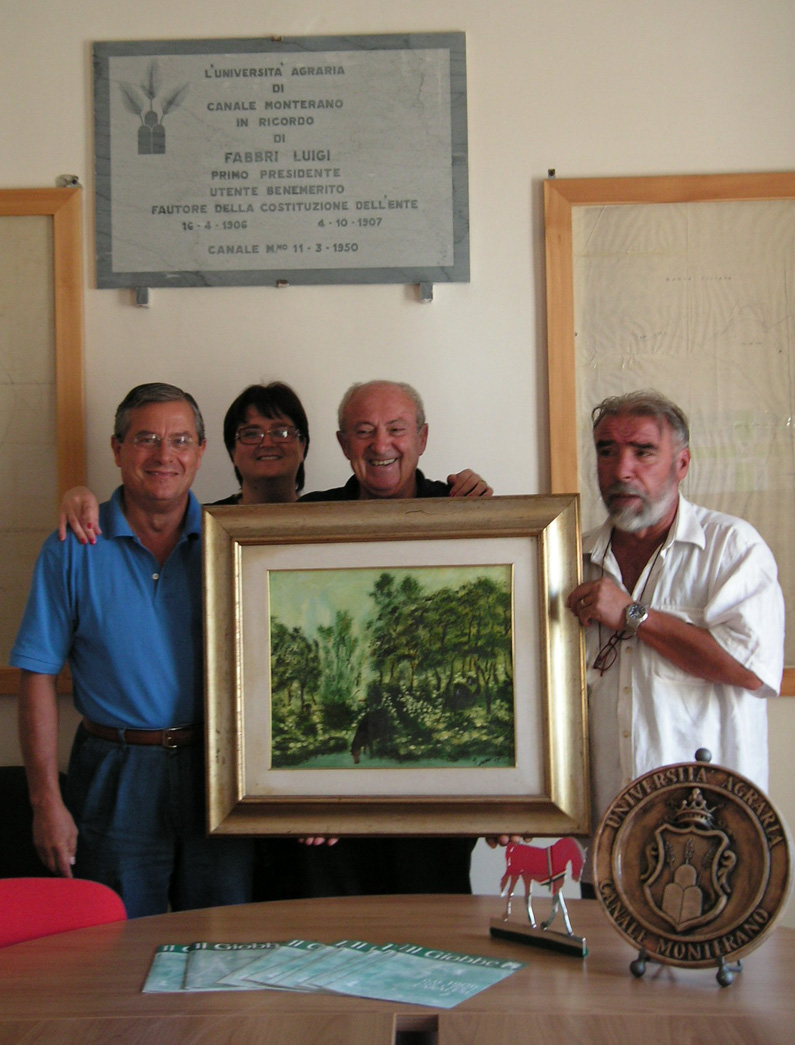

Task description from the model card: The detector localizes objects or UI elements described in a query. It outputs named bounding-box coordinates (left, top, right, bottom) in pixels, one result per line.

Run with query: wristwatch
left=624, top=602, right=649, bottom=635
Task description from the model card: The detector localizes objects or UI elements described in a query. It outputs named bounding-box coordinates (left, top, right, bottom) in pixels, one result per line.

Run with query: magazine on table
left=142, top=938, right=525, bottom=1007
left=183, top=942, right=282, bottom=991
left=141, top=944, right=195, bottom=993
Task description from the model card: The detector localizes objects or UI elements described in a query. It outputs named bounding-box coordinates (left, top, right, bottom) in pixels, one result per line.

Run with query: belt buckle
left=162, top=728, right=181, bottom=749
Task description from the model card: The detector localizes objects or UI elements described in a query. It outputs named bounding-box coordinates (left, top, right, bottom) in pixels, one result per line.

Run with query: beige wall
left=2, top=0, right=794, bottom=921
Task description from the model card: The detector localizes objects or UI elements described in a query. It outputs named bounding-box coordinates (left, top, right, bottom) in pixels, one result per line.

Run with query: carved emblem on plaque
left=594, top=754, right=792, bottom=986
left=641, top=788, right=737, bottom=932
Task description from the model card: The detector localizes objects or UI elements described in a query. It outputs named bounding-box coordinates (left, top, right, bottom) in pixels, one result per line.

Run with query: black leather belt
left=82, top=718, right=199, bottom=748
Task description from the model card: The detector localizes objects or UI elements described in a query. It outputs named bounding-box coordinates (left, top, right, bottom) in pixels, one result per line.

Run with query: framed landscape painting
left=203, top=495, right=589, bottom=837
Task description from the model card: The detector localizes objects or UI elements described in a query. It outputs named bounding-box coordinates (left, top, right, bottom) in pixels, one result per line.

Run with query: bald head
left=336, top=381, right=428, bottom=499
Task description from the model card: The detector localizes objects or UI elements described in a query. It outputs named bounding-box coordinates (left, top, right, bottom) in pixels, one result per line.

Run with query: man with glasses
left=213, top=382, right=310, bottom=506
left=45, top=379, right=490, bottom=903
left=11, top=383, right=252, bottom=917
left=566, top=390, right=784, bottom=893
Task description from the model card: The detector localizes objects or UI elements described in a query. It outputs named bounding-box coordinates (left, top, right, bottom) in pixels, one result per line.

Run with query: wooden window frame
left=0, top=188, right=85, bottom=694
left=544, top=171, right=795, bottom=694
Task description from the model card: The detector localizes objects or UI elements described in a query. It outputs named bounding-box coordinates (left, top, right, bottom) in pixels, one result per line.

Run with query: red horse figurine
left=500, top=837, right=585, bottom=935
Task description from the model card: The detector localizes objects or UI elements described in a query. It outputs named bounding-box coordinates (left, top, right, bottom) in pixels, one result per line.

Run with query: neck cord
left=594, top=531, right=664, bottom=674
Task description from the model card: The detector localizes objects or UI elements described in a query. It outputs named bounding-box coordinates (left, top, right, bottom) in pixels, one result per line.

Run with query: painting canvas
left=204, top=495, right=589, bottom=837
left=268, top=563, right=514, bottom=771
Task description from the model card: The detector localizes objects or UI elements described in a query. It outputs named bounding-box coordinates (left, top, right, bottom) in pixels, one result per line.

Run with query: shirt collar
left=344, top=469, right=425, bottom=499
left=105, top=487, right=133, bottom=539
left=584, top=492, right=705, bottom=566
left=668, top=493, right=706, bottom=550
left=104, top=486, right=202, bottom=541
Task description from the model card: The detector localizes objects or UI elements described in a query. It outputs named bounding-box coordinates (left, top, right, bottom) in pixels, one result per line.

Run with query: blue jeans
left=67, top=724, right=252, bottom=918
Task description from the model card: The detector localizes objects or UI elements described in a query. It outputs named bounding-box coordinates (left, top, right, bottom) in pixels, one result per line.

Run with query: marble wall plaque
left=93, top=34, right=469, bottom=287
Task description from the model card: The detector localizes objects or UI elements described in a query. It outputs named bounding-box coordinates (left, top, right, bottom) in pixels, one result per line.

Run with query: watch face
left=626, top=603, right=647, bottom=628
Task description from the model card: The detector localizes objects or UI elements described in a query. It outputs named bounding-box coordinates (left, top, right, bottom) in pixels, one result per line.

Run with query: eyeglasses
left=235, top=425, right=302, bottom=445
left=131, top=433, right=196, bottom=451
left=593, top=628, right=630, bottom=675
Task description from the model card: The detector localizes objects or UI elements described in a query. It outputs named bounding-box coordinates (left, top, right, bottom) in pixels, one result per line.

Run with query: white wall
left=4, top=0, right=793, bottom=506
left=2, top=0, right=794, bottom=921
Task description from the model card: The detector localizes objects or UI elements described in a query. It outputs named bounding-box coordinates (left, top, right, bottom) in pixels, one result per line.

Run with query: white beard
left=605, top=482, right=678, bottom=534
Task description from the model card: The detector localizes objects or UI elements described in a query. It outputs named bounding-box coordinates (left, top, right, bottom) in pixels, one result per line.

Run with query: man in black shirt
left=294, top=380, right=491, bottom=897
left=301, top=379, right=491, bottom=502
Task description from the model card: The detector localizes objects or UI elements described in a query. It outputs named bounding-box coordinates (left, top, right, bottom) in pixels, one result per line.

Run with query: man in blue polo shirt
left=11, top=382, right=251, bottom=917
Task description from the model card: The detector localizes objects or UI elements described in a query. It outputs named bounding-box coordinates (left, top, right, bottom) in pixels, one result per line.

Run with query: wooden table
left=0, top=895, right=792, bottom=1044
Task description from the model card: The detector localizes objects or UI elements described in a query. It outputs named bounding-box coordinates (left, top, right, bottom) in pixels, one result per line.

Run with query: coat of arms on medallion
left=593, top=752, right=792, bottom=987
left=641, top=787, right=736, bottom=933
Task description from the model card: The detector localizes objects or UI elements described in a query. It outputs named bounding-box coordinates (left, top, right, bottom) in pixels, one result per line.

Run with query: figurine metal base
left=489, top=918, right=587, bottom=958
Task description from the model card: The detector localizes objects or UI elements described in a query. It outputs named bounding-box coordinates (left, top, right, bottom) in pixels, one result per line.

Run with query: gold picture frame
left=203, top=495, right=589, bottom=837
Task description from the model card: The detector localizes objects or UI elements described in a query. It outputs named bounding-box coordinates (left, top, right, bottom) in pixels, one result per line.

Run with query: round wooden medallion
left=593, top=759, right=793, bottom=967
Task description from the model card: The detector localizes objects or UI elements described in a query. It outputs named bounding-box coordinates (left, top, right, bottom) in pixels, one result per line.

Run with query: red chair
left=0, top=877, right=126, bottom=947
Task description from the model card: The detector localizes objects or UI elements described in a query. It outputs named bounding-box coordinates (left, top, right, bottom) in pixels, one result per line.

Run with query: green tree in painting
left=455, top=576, right=513, bottom=715
left=366, top=573, right=426, bottom=707
left=270, top=566, right=515, bottom=768
left=316, top=610, right=363, bottom=728
left=271, top=620, right=321, bottom=709
left=270, top=619, right=323, bottom=765
left=357, top=570, right=514, bottom=764
left=366, top=572, right=402, bottom=684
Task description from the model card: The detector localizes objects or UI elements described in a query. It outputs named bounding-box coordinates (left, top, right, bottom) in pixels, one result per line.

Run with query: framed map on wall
left=544, top=171, right=795, bottom=692
left=0, top=188, right=85, bottom=694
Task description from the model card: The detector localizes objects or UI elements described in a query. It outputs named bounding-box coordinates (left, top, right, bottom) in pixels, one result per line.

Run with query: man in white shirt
left=567, top=390, right=784, bottom=879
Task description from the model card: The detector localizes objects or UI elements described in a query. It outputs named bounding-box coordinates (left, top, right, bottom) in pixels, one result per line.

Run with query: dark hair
left=114, top=382, right=205, bottom=442
left=222, top=382, right=310, bottom=492
left=591, top=389, right=690, bottom=449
